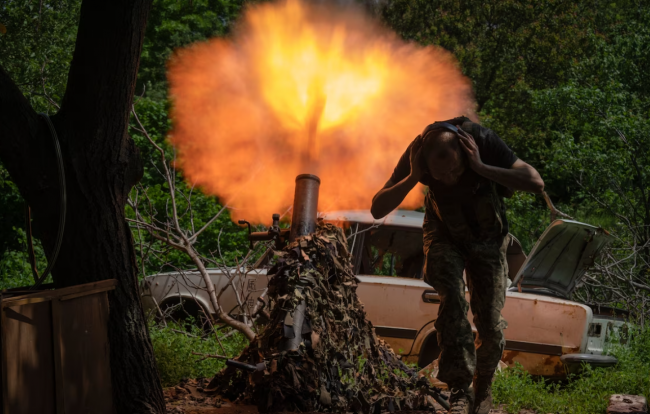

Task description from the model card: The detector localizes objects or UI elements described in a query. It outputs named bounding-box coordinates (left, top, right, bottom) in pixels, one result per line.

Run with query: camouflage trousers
left=423, top=221, right=509, bottom=390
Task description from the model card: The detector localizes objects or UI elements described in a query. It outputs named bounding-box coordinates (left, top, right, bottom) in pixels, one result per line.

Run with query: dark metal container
left=289, top=174, right=320, bottom=242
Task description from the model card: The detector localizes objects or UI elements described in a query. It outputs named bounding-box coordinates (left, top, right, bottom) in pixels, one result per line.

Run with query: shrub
left=149, top=321, right=249, bottom=387
left=493, top=325, right=650, bottom=414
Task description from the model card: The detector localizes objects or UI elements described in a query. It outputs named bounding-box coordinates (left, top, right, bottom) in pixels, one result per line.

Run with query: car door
left=350, top=223, right=440, bottom=362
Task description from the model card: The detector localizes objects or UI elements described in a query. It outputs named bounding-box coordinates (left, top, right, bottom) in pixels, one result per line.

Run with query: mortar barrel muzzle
left=289, top=174, right=320, bottom=242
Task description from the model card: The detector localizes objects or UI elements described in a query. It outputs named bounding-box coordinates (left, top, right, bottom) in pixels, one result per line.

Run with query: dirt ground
left=164, top=379, right=535, bottom=414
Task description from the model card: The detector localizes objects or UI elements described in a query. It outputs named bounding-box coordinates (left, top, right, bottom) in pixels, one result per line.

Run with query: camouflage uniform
left=423, top=217, right=508, bottom=389
left=420, top=120, right=510, bottom=391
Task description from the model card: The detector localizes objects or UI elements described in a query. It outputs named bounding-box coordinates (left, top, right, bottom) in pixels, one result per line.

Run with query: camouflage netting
left=208, top=221, right=441, bottom=413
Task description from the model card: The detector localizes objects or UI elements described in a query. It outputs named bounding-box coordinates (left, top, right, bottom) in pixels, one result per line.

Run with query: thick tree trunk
left=0, top=1, right=165, bottom=413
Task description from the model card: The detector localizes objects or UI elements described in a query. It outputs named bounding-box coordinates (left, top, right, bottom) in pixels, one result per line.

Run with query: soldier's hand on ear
left=458, top=129, right=484, bottom=172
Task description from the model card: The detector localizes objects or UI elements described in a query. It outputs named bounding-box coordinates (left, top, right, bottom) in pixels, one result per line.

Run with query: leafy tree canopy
left=1, top=0, right=649, bottom=291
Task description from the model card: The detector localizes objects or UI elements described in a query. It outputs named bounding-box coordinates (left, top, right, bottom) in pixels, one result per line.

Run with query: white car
left=140, top=210, right=627, bottom=377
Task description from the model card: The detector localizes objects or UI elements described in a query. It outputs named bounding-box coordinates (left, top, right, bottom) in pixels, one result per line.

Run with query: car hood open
left=510, top=220, right=611, bottom=298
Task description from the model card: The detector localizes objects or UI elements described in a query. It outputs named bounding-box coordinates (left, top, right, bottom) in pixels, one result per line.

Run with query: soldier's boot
left=472, top=372, right=494, bottom=414
left=449, top=387, right=474, bottom=414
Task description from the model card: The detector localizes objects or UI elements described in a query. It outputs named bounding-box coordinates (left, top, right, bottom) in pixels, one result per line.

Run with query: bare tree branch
left=128, top=106, right=257, bottom=341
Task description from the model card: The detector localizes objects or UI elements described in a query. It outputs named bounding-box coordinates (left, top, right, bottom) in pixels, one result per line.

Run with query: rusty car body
left=140, top=210, right=627, bottom=378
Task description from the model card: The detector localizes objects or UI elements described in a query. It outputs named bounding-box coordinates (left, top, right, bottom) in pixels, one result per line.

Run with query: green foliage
left=368, top=246, right=401, bottom=276
left=0, top=0, right=81, bottom=286
left=504, top=192, right=549, bottom=253
left=0, top=169, right=50, bottom=290
left=485, top=6, right=650, bottom=212
left=149, top=320, right=248, bottom=387
left=0, top=171, right=51, bottom=290
left=138, top=0, right=244, bottom=99
left=0, top=228, right=51, bottom=290
left=493, top=326, right=650, bottom=414
left=527, top=29, right=650, bottom=226
left=381, top=0, right=623, bottom=111
left=0, top=0, right=80, bottom=112
left=0, top=167, right=25, bottom=254
left=504, top=12, right=650, bottom=315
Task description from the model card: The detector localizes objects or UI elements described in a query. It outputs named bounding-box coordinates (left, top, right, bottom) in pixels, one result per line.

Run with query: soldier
left=370, top=117, right=544, bottom=414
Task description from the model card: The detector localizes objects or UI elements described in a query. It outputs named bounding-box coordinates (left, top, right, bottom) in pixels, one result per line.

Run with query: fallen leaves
left=209, top=222, right=443, bottom=413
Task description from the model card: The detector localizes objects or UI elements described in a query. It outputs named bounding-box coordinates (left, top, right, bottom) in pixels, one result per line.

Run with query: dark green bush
left=149, top=321, right=248, bottom=387
left=493, top=326, right=650, bottom=414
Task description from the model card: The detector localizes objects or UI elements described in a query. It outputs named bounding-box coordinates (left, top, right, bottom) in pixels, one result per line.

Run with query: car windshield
left=349, top=224, right=424, bottom=279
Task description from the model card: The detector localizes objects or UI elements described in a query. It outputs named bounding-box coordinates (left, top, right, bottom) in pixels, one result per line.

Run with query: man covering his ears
left=371, top=116, right=544, bottom=414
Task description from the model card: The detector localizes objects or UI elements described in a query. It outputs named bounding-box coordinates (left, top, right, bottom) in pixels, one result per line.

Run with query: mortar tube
left=279, top=174, right=320, bottom=352
left=289, top=174, right=320, bottom=242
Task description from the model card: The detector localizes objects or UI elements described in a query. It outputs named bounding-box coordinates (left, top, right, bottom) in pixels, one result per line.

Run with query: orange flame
left=168, top=0, right=476, bottom=224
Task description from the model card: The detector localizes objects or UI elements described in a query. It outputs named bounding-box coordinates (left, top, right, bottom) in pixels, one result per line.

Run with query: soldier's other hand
left=458, top=130, right=484, bottom=172
left=409, top=135, right=424, bottom=181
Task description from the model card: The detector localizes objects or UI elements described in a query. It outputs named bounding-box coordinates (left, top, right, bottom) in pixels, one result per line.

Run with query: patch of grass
left=493, top=326, right=650, bottom=413
left=149, top=320, right=249, bottom=387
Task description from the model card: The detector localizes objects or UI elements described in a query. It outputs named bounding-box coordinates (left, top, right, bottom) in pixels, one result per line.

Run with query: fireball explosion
left=168, top=0, right=475, bottom=223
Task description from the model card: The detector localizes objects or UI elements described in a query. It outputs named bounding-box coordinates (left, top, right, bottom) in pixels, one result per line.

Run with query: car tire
left=418, top=331, right=478, bottom=368
left=159, top=297, right=211, bottom=331
left=418, top=332, right=441, bottom=368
